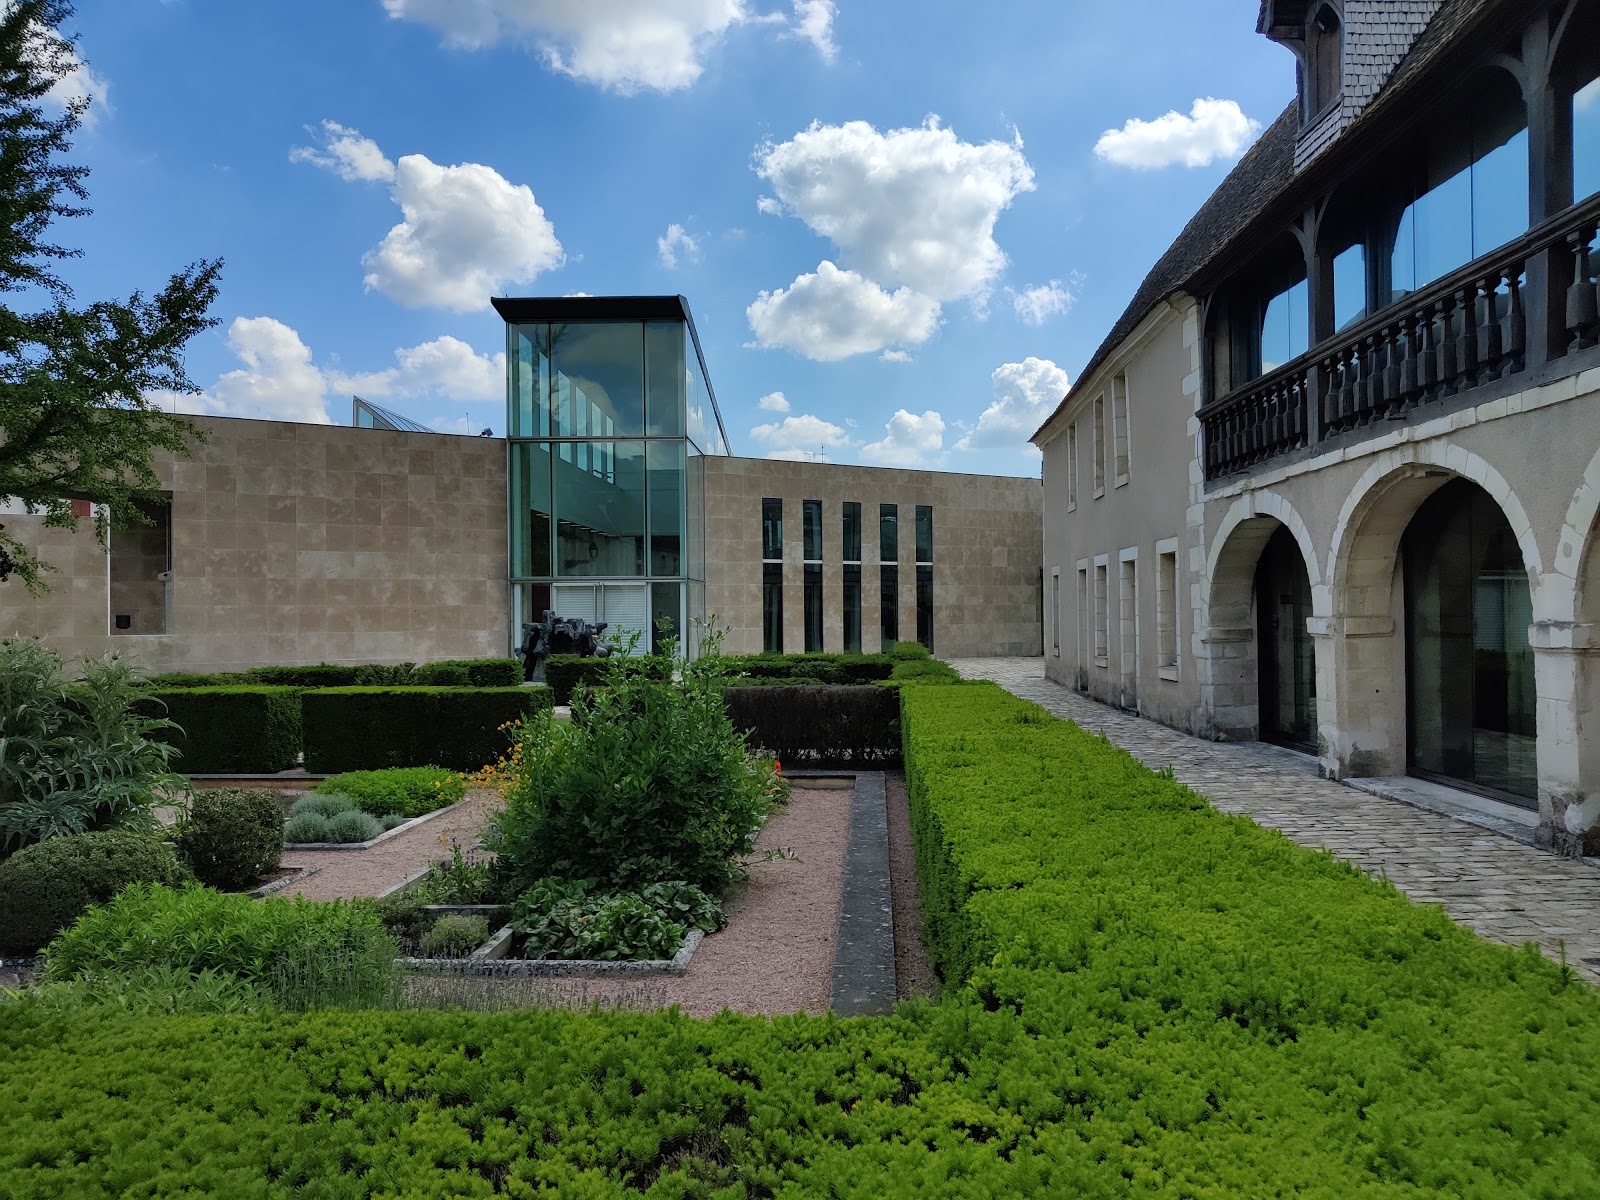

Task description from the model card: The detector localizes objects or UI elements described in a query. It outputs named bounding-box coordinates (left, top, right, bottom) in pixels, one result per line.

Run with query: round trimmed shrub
left=283, top=812, right=332, bottom=845
left=325, top=810, right=383, bottom=844
left=418, top=914, right=489, bottom=958
left=176, top=788, right=283, bottom=890
left=380, top=813, right=408, bottom=831
left=289, top=793, right=354, bottom=820
left=0, top=831, right=181, bottom=955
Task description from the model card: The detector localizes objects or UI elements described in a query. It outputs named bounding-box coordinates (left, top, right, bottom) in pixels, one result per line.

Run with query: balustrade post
left=1435, top=297, right=1457, bottom=396
left=1478, top=270, right=1504, bottom=379
left=1569, top=227, right=1599, bottom=351
left=1504, top=266, right=1526, bottom=372
left=1456, top=285, right=1480, bottom=387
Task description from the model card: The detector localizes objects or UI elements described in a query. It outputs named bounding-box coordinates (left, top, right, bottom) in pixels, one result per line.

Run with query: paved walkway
left=949, top=657, right=1600, bottom=984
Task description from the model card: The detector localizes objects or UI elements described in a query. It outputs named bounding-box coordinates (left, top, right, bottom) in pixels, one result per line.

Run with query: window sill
left=1114, top=473, right=1130, bottom=489
left=1158, top=665, right=1179, bottom=682
left=1094, top=656, right=1109, bottom=669
left=1092, top=488, right=1105, bottom=501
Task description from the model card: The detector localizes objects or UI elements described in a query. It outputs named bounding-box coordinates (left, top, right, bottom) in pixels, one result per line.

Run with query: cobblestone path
left=948, top=656, right=1600, bottom=984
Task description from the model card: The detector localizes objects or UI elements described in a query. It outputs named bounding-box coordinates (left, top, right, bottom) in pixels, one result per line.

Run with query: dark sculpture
left=518, top=610, right=611, bottom=682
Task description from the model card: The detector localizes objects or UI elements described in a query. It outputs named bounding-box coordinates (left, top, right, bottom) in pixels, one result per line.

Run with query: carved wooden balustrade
left=1202, top=194, right=1600, bottom=481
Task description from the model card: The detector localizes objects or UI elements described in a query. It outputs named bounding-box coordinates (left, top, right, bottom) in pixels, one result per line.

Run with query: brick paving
left=948, top=656, right=1600, bottom=984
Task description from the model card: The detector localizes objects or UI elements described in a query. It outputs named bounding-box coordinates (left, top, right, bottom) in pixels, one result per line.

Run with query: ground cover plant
left=313, top=766, right=466, bottom=818
left=5, top=675, right=1600, bottom=1194
left=283, top=795, right=392, bottom=845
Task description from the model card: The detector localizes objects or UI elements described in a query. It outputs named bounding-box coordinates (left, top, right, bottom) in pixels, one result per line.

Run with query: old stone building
left=1035, top=0, right=1600, bottom=852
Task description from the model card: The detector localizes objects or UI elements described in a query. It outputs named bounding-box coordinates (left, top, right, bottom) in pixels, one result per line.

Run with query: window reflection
left=1259, top=275, right=1309, bottom=374
left=1576, top=76, right=1600, bottom=202
left=554, top=439, right=646, bottom=577
left=1332, top=242, right=1367, bottom=331
left=549, top=322, right=645, bottom=437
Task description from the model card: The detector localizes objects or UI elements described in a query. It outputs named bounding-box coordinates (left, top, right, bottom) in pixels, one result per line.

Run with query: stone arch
left=1319, top=441, right=1543, bottom=785
left=1198, top=492, right=1322, bottom=742
left=1550, top=442, right=1600, bottom=627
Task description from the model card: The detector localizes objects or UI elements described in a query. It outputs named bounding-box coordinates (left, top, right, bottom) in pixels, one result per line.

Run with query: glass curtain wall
left=508, top=317, right=718, bottom=657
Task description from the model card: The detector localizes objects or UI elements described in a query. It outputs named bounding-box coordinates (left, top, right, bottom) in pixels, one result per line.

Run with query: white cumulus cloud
left=1094, top=98, right=1260, bottom=169
left=293, top=121, right=564, bottom=311
left=657, top=222, right=701, bottom=268
left=756, top=391, right=790, bottom=413
left=749, top=411, right=851, bottom=461
left=880, top=350, right=912, bottom=364
left=1008, top=277, right=1080, bottom=326
left=382, top=0, right=832, bottom=94
left=157, top=320, right=506, bottom=427
left=746, top=261, right=941, bottom=362
left=751, top=116, right=1033, bottom=359
left=955, top=357, right=1070, bottom=453
left=30, top=22, right=110, bottom=130
left=862, top=409, right=945, bottom=468
left=290, top=120, right=395, bottom=182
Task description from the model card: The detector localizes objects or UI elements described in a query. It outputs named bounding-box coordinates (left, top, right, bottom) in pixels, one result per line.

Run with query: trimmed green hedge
left=314, top=766, right=466, bottom=818
left=148, top=659, right=521, bottom=689
left=150, top=687, right=302, bottom=773
left=721, top=683, right=900, bottom=766
left=7, top=680, right=1600, bottom=1195
left=721, top=652, right=896, bottom=684
left=300, top=686, right=551, bottom=773
left=542, top=655, right=671, bottom=705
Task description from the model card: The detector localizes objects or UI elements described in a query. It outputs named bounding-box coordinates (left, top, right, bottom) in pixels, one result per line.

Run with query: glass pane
left=686, top=342, right=724, bottom=455
left=1414, top=165, right=1473, bottom=290
left=804, top=563, right=823, bottom=652
left=1389, top=204, right=1417, bottom=302
left=915, top=505, right=933, bottom=564
left=879, top=504, right=898, bottom=563
left=645, top=321, right=687, bottom=436
left=599, top=583, right=649, bottom=656
left=916, top=564, right=934, bottom=653
left=650, top=581, right=680, bottom=655
left=1255, top=527, right=1315, bottom=750
left=510, top=324, right=549, bottom=437
left=881, top=564, right=899, bottom=645
left=647, top=441, right=684, bottom=577
left=1577, top=77, right=1600, bottom=202
left=686, top=442, right=705, bottom=583
left=803, top=499, right=822, bottom=562
left=1332, top=242, right=1366, bottom=332
left=549, top=322, right=645, bottom=437
left=1471, top=134, right=1528, bottom=258
left=842, top=502, right=861, bottom=563
left=510, top=442, right=553, bottom=578
left=1259, top=276, right=1308, bottom=373
left=762, top=562, right=783, bottom=653
left=762, top=498, right=782, bottom=560
left=843, top=564, right=861, bottom=653
left=554, top=440, right=645, bottom=577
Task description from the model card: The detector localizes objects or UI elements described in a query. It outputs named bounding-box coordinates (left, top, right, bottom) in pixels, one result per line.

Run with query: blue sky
left=52, top=0, right=1294, bottom=476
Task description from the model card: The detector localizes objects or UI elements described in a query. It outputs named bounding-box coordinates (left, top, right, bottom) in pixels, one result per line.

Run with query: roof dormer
left=1257, top=0, right=1344, bottom=127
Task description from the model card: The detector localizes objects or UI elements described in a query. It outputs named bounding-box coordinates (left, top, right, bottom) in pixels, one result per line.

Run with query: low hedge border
left=149, top=658, right=521, bottom=690
left=300, top=686, right=552, bottom=773
left=721, top=683, right=900, bottom=766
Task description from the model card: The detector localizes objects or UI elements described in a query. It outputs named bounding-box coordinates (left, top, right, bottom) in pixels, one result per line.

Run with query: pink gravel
left=279, top=789, right=499, bottom=901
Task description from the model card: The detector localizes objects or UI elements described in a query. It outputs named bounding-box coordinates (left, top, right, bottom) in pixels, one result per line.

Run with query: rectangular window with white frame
left=1112, top=372, right=1131, bottom=486
left=1093, top=555, right=1109, bottom=666
left=1156, top=537, right=1180, bottom=681
left=1066, top=423, right=1078, bottom=510
left=1092, top=397, right=1106, bottom=497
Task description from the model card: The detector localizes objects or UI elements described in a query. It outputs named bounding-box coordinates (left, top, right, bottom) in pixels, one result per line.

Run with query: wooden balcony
left=1201, top=193, right=1600, bottom=482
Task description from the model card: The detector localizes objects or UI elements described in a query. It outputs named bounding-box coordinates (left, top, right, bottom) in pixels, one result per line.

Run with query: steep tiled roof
left=1343, top=1, right=1446, bottom=113
left=1032, top=0, right=1504, bottom=445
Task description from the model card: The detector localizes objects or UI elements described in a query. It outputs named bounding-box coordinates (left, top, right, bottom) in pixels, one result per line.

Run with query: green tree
left=0, top=0, right=220, bottom=592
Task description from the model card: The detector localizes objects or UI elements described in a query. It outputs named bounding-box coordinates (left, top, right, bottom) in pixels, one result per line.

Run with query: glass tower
left=492, top=296, right=729, bottom=657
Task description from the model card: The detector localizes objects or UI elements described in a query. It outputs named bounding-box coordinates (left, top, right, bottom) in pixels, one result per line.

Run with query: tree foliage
left=0, top=0, right=220, bottom=591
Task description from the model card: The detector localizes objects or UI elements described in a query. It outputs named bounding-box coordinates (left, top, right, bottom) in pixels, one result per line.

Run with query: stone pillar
left=1314, top=614, right=1407, bottom=780
left=1531, top=621, right=1599, bottom=855
left=1198, top=625, right=1256, bottom=740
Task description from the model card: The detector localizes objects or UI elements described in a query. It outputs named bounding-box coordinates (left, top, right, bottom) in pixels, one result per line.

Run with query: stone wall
left=1, top=415, right=510, bottom=672
left=703, top=456, right=1042, bottom=659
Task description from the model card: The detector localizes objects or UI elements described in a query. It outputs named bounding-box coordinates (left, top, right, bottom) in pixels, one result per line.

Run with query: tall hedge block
left=152, top=687, right=303, bottom=773
left=300, top=687, right=553, bottom=774
left=721, top=684, right=900, bottom=766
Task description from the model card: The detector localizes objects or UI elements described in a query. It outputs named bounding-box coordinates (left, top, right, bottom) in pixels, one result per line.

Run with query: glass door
left=1255, top=526, right=1316, bottom=752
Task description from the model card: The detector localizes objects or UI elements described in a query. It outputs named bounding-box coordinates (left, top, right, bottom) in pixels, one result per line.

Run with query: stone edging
left=245, top=863, right=321, bottom=898
left=283, top=799, right=464, bottom=851
left=398, top=928, right=704, bottom=977
left=829, top=771, right=896, bottom=1017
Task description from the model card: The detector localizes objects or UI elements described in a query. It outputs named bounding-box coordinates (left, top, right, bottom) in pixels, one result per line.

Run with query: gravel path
left=885, top=773, right=937, bottom=1000
left=279, top=789, right=500, bottom=901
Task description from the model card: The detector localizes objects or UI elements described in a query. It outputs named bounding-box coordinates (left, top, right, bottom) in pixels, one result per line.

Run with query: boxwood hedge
left=150, top=686, right=302, bottom=773
left=300, top=686, right=552, bottom=773
left=4, top=680, right=1600, bottom=1196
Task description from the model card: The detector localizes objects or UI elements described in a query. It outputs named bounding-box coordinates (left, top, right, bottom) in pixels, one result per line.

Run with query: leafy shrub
left=300, top=687, right=551, bottom=773
left=418, top=914, right=490, bottom=958
left=314, top=766, right=465, bottom=818
left=510, top=877, right=718, bottom=961
left=541, top=654, right=672, bottom=705
left=288, top=792, right=353, bottom=820
left=379, top=813, right=407, bottom=831
left=281, top=812, right=331, bottom=844
left=414, top=842, right=493, bottom=904
left=148, top=687, right=302, bottom=773
left=176, top=788, right=282, bottom=890
left=889, top=640, right=931, bottom=660
left=43, top=883, right=398, bottom=1010
left=722, top=683, right=900, bottom=766
left=0, top=640, right=187, bottom=855
left=488, top=641, right=771, bottom=897
left=144, top=671, right=251, bottom=688
left=7, top=965, right=274, bottom=1016
left=0, top=831, right=182, bottom=955
left=326, top=810, right=383, bottom=843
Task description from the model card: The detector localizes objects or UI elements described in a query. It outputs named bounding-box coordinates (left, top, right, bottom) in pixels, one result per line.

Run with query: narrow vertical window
left=1119, top=553, right=1138, bottom=709
left=1092, top=397, right=1107, bottom=496
left=803, top=498, right=823, bottom=652
left=880, top=503, right=898, bottom=647
left=1066, top=424, right=1078, bottom=510
left=1051, top=569, right=1062, bottom=656
left=915, top=505, right=934, bottom=653
left=843, top=502, right=862, bottom=653
left=1076, top=563, right=1089, bottom=684
left=1093, top=560, right=1109, bottom=664
left=109, top=497, right=172, bottom=635
left=761, top=498, right=782, bottom=653
left=1157, top=541, right=1179, bottom=676
left=1112, top=373, right=1131, bottom=485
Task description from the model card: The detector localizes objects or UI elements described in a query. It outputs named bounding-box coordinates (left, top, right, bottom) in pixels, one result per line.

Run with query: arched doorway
left=1402, top=479, right=1536, bottom=805
left=1255, top=525, right=1316, bottom=751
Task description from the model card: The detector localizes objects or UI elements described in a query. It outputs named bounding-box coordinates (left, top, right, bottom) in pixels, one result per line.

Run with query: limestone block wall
left=703, top=456, right=1042, bottom=659
left=1, top=415, right=510, bottom=672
